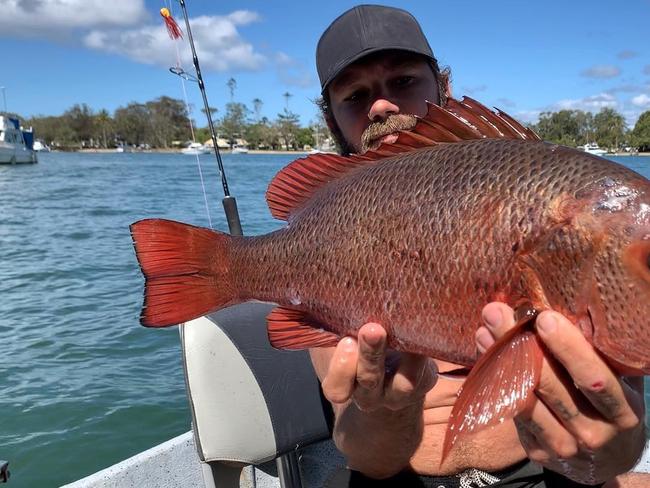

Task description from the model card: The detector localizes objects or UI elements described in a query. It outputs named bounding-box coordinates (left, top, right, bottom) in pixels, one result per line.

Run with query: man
left=310, top=5, right=647, bottom=487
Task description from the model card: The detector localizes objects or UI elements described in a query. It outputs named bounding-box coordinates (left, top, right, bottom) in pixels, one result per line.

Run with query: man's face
left=327, top=51, right=440, bottom=154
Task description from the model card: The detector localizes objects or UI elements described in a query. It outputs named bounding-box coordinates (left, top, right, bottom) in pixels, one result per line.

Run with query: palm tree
left=253, top=98, right=263, bottom=121
left=282, top=91, right=293, bottom=111
left=227, top=78, right=237, bottom=103
left=96, top=109, right=112, bottom=148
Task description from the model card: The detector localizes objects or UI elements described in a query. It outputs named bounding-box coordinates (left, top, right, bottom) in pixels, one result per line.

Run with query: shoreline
left=54, top=148, right=650, bottom=156
left=52, top=149, right=650, bottom=157
left=72, top=148, right=310, bottom=155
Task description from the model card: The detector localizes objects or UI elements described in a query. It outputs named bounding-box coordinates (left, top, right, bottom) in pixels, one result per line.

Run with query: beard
left=359, top=114, right=417, bottom=153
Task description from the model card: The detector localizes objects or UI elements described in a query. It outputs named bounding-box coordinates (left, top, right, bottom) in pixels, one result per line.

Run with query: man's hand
left=319, top=322, right=437, bottom=411
left=310, top=322, right=437, bottom=478
left=476, top=302, right=646, bottom=485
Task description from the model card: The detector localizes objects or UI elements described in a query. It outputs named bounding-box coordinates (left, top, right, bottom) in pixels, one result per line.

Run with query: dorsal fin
left=265, top=96, right=540, bottom=221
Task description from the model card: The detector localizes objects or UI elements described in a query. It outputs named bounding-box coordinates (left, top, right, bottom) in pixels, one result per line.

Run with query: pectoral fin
left=442, top=312, right=543, bottom=463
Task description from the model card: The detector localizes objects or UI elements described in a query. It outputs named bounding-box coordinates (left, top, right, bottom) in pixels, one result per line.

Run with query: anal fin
left=442, top=309, right=543, bottom=463
left=267, top=306, right=341, bottom=350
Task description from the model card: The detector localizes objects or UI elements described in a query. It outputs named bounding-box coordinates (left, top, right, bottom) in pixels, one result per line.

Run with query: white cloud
left=274, top=52, right=295, bottom=67
left=606, top=84, right=646, bottom=94
left=631, top=94, right=650, bottom=107
left=553, top=93, right=618, bottom=112
left=513, top=110, right=541, bottom=125
left=617, top=50, right=637, bottom=60
left=580, top=65, right=621, bottom=79
left=0, top=0, right=147, bottom=36
left=83, top=12, right=266, bottom=72
left=272, top=52, right=316, bottom=88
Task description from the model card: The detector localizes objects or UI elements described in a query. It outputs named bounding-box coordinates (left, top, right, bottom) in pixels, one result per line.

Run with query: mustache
left=360, top=114, right=417, bottom=153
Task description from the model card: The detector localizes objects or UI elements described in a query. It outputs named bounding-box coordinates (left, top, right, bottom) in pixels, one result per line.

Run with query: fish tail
left=441, top=312, right=544, bottom=463
left=130, top=219, right=237, bottom=327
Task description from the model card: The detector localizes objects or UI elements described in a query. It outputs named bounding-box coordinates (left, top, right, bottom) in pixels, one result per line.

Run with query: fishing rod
left=160, top=6, right=305, bottom=485
left=162, top=2, right=243, bottom=236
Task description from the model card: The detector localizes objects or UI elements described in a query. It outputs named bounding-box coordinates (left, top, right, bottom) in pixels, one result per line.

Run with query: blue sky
left=1, top=0, right=649, bottom=128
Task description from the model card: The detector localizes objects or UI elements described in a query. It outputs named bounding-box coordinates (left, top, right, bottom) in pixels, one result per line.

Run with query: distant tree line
left=531, top=107, right=650, bottom=152
left=11, top=92, right=650, bottom=152
left=18, top=94, right=332, bottom=152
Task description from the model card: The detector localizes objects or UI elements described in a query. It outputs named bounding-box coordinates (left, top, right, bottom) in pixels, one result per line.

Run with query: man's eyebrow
left=331, top=58, right=425, bottom=92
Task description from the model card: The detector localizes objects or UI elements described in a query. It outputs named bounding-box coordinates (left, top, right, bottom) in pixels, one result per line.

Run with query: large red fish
left=130, top=97, right=650, bottom=459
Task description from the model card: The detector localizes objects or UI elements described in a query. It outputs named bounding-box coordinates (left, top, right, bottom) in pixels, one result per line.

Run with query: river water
left=1, top=152, right=649, bottom=487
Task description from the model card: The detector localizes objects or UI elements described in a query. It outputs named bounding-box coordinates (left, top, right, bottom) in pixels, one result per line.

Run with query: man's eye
left=344, top=90, right=365, bottom=103
left=396, top=76, right=415, bottom=87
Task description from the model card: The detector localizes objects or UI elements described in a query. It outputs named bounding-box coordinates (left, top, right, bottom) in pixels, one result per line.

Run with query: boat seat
left=181, top=302, right=340, bottom=488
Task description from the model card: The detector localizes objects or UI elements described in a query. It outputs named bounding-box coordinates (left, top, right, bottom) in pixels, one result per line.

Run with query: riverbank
left=73, top=148, right=310, bottom=155
left=62, top=148, right=650, bottom=157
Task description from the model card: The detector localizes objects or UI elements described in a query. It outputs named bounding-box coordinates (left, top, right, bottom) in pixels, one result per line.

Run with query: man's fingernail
left=475, top=328, right=494, bottom=352
left=482, top=306, right=502, bottom=330
left=342, top=337, right=356, bottom=352
left=537, top=313, right=557, bottom=334
left=363, top=323, right=384, bottom=346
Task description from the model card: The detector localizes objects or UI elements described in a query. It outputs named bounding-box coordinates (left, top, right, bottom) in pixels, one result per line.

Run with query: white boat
left=0, top=115, right=37, bottom=164
left=580, top=142, right=607, bottom=156
left=33, top=139, right=50, bottom=152
left=182, top=142, right=210, bottom=155
left=115, top=144, right=132, bottom=153
left=231, top=144, right=249, bottom=154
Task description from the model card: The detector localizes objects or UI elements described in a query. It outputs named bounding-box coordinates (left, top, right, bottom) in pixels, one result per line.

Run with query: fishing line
left=164, top=0, right=213, bottom=230
left=163, top=0, right=243, bottom=236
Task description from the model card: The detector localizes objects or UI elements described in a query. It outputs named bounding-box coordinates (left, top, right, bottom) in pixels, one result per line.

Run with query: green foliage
left=145, top=96, right=190, bottom=148
left=630, top=111, right=650, bottom=151
left=532, top=107, right=635, bottom=151
left=295, top=127, right=315, bottom=149
left=593, top=108, right=626, bottom=149
left=194, top=127, right=211, bottom=144
left=28, top=115, right=74, bottom=148
left=95, top=109, right=112, bottom=148
left=534, top=110, right=593, bottom=147
left=244, top=118, right=277, bottom=149
left=64, top=104, right=95, bottom=146
left=19, top=95, right=330, bottom=152
left=114, top=103, right=149, bottom=146
left=218, top=102, right=250, bottom=146
left=275, top=109, right=301, bottom=149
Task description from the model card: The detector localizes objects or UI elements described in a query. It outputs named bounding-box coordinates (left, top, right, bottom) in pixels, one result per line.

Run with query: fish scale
left=212, top=139, right=634, bottom=365
left=130, top=96, right=650, bottom=461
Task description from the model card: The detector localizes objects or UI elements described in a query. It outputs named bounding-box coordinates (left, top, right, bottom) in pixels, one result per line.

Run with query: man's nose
left=368, top=98, right=399, bottom=122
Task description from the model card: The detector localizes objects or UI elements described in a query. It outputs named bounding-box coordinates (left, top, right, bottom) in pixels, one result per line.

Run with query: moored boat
left=231, top=144, right=249, bottom=154
left=0, top=115, right=37, bottom=164
left=33, top=139, right=50, bottom=152
left=579, top=142, right=608, bottom=156
left=181, top=142, right=210, bottom=155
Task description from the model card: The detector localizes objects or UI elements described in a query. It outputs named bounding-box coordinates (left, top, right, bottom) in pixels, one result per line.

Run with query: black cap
left=317, top=5, right=435, bottom=93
